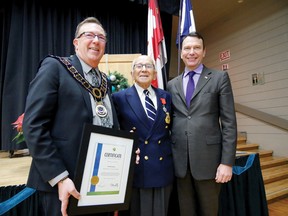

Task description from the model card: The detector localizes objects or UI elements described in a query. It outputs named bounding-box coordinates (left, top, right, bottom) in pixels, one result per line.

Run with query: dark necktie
left=90, top=69, right=111, bottom=128
left=144, top=89, right=156, bottom=122
left=185, top=71, right=196, bottom=108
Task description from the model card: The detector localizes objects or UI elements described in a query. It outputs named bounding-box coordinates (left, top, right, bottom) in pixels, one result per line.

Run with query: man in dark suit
left=112, top=55, right=174, bottom=216
left=167, top=32, right=237, bottom=216
left=23, top=17, right=119, bottom=216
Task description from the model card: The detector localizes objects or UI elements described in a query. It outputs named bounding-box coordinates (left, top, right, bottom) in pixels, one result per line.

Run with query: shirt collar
left=184, top=64, right=204, bottom=77
left=134, top=83, right=155, bottom=97
left=77, top=54, right=97, bottom=75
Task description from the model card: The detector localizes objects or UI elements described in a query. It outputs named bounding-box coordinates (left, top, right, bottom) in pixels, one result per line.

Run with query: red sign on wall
left=219, top=50, right=230, bottom=62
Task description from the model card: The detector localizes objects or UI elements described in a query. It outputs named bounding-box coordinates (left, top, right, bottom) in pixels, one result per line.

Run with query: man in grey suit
left=23, top=17, right=118, bottom=216
left=167, top=32, right=237, bottom=216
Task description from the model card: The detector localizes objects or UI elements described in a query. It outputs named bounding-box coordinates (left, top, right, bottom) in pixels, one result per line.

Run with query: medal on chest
left=160, top=97, right=170, bottom=124
left=95, top=101, right=108, bottom=118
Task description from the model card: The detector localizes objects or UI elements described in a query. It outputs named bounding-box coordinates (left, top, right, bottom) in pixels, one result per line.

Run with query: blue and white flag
left=176, top=0, right=196, bottom=48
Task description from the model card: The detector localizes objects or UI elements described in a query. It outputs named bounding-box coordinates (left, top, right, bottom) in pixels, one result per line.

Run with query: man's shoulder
left=156, top=87, right=170, bottom=95
left=203, top=65, right=226, bottom=74
left=112, top=86, right=132, bottom=97
left=167, top=75, right=181, bottom=87
left=37, top=55, right=63, bottom=71
left=40, top=54, right=72, bottom=65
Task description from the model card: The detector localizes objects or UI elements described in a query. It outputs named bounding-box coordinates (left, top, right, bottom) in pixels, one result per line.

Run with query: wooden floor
left=0, top=150, right=31, bottom=186
left=1, top=150, right=288, bottom=215
left=269, top=198, right=288, bottom=216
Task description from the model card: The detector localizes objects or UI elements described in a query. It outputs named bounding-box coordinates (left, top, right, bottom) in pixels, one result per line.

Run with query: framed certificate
left=68, top=124, right=138, bottom=215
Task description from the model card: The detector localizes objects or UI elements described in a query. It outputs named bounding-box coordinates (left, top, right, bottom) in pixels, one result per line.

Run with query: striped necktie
left=144, top=89, right=156, bottom=122
left=89, top=68, right=99, bottom=86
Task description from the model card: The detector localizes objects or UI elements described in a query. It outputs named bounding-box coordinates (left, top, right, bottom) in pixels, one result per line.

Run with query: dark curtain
left=218, top=153, right=269, bottom=216
left=0, top=0, right=176, bottom=151
left=131, top=0, right=180, bottom=15
left=0, top=185, right=40, bottom=216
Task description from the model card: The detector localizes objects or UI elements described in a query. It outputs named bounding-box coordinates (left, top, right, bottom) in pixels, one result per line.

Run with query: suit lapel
left=68, top=55, right=92, bottom=114
left=153, top=88, right=167, bottom=129
left=126, top=86, right=151, bottom=129
left=192, top=67, right=212, bottom=99
left=174, top=74, right=187, bottom=105
left=125, top=86, right=168, bottom=132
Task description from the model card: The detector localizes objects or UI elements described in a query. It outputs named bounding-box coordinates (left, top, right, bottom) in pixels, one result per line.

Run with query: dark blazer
left=111, top=85, right=174, bottom=188
left=23, top=55, right=119, bottom=192
left=167, top=66, right=237, bottom=180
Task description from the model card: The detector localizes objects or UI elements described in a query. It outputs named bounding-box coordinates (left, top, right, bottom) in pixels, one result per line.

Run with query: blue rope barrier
left=0, top=186, right=36, bottom=215
left=233, top=153, right=256, bottom=175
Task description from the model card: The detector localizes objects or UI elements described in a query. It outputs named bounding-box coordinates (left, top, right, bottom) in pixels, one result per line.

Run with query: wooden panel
left=0, top=150, right=31, bottom=186
left=98, top=53, right=141, bottom=86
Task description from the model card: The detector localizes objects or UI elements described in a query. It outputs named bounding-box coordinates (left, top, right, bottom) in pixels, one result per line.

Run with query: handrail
left=235, top=103, right=288, bottom=131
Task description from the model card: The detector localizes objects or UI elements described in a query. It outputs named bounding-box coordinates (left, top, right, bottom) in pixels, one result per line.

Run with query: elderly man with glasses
left=112, top=55, right=174, bottom=216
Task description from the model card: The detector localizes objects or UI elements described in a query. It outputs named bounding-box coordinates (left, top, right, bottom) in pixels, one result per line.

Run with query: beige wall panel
left=169, top=0, right=288, bottom=156
left=98, top=53, right=141, bottom=85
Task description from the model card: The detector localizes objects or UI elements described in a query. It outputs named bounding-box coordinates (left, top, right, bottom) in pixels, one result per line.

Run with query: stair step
left=237, top=143, right=259, bottom=151
left=260, top=157, right=288, bottom=169
left=265, top=178, right=288, bottom=204
left=261, top=164, right=288, bottom=184
left=237, top=136, right=247, bottom=144
left=246, top=149, right=273, bottom=158
left=236, top=135, right=288, bottom=204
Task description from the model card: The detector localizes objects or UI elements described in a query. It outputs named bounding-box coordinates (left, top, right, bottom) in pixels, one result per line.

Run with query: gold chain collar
left=50, top=55, right=108, bottom=101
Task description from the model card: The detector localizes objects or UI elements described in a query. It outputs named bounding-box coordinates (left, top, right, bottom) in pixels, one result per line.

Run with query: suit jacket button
left=145, top=140, right=148, bottom=144
left=159, top=157, right=163, bottom=161
left=144, top=156, right=149, bottom=160
left=158, top=140, right=161, bottom=144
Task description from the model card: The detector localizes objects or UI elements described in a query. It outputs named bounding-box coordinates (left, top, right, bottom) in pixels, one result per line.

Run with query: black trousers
left=176, top=173, right=221, bottom=216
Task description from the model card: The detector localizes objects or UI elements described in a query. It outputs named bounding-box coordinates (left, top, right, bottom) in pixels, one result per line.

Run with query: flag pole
left=161, top=44, right=168, bottom=89
left=147, top=0, right=167, bottom=89
left=177, top=0, right=183, bottom=76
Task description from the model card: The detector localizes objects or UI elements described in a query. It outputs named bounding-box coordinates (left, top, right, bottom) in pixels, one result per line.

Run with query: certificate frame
left=68, top=124, right=138, bottom=215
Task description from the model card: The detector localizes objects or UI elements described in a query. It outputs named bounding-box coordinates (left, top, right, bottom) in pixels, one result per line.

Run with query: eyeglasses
left=77, top=32, right=107, bottom=43
left=134, top=64, right=154, bottom=70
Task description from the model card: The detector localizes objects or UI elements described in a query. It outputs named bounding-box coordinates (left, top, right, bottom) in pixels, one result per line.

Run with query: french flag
left=147, top=0, right=167, bottom=89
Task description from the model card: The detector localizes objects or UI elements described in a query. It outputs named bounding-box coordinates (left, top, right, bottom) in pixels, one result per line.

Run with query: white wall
left=169, top=0, right=288, bottom=157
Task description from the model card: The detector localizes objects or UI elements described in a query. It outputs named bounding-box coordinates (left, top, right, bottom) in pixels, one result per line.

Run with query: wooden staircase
left=237, top=137, right=288, bottom=204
